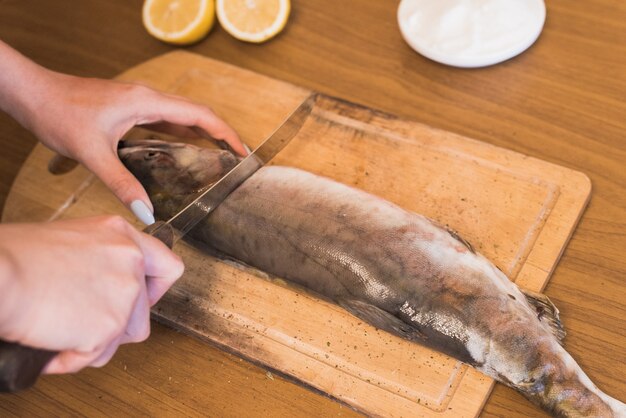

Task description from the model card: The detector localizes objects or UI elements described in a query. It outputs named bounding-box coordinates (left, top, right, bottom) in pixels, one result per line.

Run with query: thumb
left=87, top=153, right=155, bottom=225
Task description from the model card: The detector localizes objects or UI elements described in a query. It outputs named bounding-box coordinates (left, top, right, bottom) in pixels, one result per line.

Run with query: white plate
left=398, top=0, right=546, bottom=68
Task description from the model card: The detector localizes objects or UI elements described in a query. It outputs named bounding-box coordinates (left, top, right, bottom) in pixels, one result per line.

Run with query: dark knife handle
left=0, top=221, right=175, bottom=393
left=0, top=340, right=56, bottom=392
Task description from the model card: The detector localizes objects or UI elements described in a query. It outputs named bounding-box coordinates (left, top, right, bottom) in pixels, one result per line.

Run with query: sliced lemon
left=142, top=0, right=215, bottom=45
left=216, top=0, right=290, bottom=43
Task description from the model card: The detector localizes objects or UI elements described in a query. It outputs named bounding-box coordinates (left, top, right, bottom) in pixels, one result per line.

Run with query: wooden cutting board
left=2, top=51, right=591, bottom=417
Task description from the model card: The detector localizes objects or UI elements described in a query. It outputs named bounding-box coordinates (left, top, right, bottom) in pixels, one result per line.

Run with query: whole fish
left=119, top=139, right=625, bottom=418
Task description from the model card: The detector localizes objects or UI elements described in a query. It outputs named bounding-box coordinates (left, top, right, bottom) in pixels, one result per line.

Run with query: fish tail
left=527, top=350, right=625, bottom=417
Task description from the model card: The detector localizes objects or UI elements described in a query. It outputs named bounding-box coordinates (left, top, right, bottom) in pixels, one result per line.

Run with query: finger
left=43, top=349, right=103, bottom=374
left=193, top=120, right=248, bottom=157
left=138, top=95, right=248, bottom=157
left=86, top=151, right=155, bottom=225
left=146, top=276, right=176, bottom=306
left=119, top=283, right=151, bottom=344
left=90, top=335, right=123, bottom=368
left=133, top=232, right=184, bottom=306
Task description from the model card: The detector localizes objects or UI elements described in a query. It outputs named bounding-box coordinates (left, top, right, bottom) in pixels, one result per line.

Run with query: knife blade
left=147, top=93, right=316, bottom=247
left=0, top=93, right=316, bottom=392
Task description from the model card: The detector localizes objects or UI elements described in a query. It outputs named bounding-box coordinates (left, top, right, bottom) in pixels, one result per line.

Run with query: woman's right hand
left=0, top=216, right=184, bottom=374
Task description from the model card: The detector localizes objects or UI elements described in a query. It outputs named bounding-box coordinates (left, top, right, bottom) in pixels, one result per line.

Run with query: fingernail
left=243, top=143, right=252, bottom=155
left=131, top=200, right=155, bottom=225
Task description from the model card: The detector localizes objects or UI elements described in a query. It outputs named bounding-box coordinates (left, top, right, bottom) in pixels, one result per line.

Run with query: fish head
left=118, top=139, right=239, bottom=219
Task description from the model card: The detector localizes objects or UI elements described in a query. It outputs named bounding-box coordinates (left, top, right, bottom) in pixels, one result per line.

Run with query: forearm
left=0, top=40, right=53, bottom=132
left=0, top=236, right=21, bottom=341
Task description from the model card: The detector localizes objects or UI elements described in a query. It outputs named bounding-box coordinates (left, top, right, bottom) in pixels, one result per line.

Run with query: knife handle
left=0, top=221, right=175, bottom=393
left=0, top=341, right=56, bottom=392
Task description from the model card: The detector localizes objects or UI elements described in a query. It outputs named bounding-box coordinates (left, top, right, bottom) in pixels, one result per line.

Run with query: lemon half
left=143, top=0, right=215, bottom=45
left=216, top=0, right=290, bottom=43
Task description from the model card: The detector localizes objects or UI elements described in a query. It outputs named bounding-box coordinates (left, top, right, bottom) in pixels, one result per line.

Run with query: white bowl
left=397, top=0, right=546, bottom=68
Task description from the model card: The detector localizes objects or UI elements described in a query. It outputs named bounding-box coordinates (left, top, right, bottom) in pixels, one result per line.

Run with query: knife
left=0, top=93, right=316, bottom=392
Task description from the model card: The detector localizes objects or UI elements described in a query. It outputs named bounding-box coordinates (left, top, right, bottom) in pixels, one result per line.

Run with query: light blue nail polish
left=131, top=200, right=155, bottom=225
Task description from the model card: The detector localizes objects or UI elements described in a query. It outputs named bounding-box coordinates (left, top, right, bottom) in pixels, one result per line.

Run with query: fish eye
left=145, top=151, right=159, bottom=160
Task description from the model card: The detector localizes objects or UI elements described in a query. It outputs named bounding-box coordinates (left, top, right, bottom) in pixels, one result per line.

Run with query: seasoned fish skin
left=119, top=140, right=626, bottom=418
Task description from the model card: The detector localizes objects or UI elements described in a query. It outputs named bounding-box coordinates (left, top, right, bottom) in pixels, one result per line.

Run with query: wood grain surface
left=0, top=1, right=624, bottom=417
left=2, top=51, right=593, bottom=416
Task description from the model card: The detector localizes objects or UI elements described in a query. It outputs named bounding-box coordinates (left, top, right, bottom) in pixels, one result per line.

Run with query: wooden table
left=0, top=1, right=624, bottom=417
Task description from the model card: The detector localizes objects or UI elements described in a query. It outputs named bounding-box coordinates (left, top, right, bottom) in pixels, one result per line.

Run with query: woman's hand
left=0, top=40, right=246, bottom=224
left=21, top=72, right=247, bottom=224
left=0, top=216, right=184, bottom=374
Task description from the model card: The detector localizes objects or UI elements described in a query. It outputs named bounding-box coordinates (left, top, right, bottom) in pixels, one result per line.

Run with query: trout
left=119, top=139, right=625, bottom=418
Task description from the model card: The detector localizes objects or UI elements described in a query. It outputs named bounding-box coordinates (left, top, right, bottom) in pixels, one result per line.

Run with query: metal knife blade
left=149, top=93, right=316, bottom=244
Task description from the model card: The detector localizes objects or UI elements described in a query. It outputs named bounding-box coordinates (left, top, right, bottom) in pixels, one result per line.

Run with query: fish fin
left=445, top=226, right=476, bottom=254
left=522, top=289, right=567, bottom=343
left=337, top=299, right=427, bottom=342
